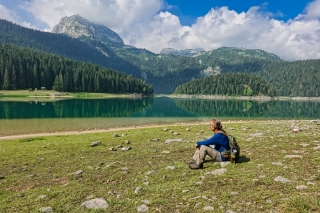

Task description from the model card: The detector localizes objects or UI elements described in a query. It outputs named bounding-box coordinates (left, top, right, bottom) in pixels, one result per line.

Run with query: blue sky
left=166, top=0, right=311, bottom=25
left=0, top=0, right=319, bottom=61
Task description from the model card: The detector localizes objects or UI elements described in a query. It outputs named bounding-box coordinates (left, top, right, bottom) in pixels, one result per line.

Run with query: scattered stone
left=164, top=128, right=169, bottom=131
left=250, top=132, right=263, bottom=137
left=313, top=145, right=320, bottom=150
left=39, top=207, right=53, bottom=213
left=272, top=162, right=283, bottom=166
left=220, top=162, right=231, bottom=167
left=38, top=195, right=47, bottom=199
left=90, top=141, right=101, bottom=147
left=258, top=175, right=265, bottom=179
left=186, top=128, right=190, bottom=131
left=149, top=138, right=160, bottom=142
left=146, top=170, right=156, bottom=175
left=231, top=192, right=239, bottom=195
left=81, top=198, right=109, bottom=209
left=137, top=204, right=149, bottom=212
left=142, top=200, right=150, bottom=204
left=162, top=150, right=170, bottom=154
left=296, top=185, right=307, bottom=190
left=121, top=167, right=129, bottom=173
left=121, top=146, right=131, bottom=151
left=74, top=170, right=83, bottom=179
left=166, top=166, right=176, bottom=170
left=284, top=155, right=303, bottom=159
left=113, top=133, right=119, bottom=137
left=266, top=199, right=272, bottom=203
left=0, top=174, right=5, bottom=179
left=173, top=132, right=180, bottom=136
left=195, top=181, right=203, bottom=185
left=203, top=206, right=214, bottom=211
left=182, top=190, right=190, bottom=193
left=307, top=181, right=315, bottom=185
left=291, top=126, right=300, bottom=132
left=109, top=147, right=117, bottom=151
left=274, top=176, right=291, bottom=183
left=134, top=187, right=143, bottom=194
left=121, top=133, right=127, bottom=137
left=300, top=143, right=309, bottom=147
left=125, top=140, right=130, bottom=144
left=143, top=181, right=149, bottom=185
left=27, top=174, right=36, bottom=178
left=165, top=138, right=183, bottom=143
left=226, top=210, right=236, bottom=213
left=19, top=194, right=25, bottom=197
left=205, top=168, right=227, bottom=175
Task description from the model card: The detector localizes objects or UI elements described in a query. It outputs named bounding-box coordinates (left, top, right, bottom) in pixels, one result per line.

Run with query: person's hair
left=211, top=119, right=222, bottom=130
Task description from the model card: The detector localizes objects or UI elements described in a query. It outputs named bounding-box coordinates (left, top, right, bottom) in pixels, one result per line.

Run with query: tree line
left=0, top=44, right=153, bottom=94
left=174, top=73, right=276, bottom=96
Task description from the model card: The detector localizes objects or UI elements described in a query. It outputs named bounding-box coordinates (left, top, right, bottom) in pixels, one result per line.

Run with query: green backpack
left=219, top=131, right=241, bottom=163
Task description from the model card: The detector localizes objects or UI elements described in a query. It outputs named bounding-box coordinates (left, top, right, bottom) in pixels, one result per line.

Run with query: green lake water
left=0, top=97, right=319, bottom=136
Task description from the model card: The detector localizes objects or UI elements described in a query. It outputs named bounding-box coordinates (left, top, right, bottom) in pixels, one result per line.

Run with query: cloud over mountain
left=1, top=0, right=320, bottom=61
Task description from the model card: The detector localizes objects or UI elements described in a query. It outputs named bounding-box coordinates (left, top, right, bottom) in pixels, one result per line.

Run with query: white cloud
left=0, top=4, right=18, bottom=22
left=22, top=0, right=164, bottom=33
left=303, top=0, right=320, bottom=20
left=3, top=0, right=320, bottom=60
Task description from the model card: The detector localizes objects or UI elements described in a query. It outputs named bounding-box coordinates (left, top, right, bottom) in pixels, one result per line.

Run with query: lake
left=0, top=97, right=319, bottom=136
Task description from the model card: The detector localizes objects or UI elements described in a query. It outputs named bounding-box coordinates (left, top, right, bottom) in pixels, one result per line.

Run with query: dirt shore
left=0, top=120, right=255, bottom=140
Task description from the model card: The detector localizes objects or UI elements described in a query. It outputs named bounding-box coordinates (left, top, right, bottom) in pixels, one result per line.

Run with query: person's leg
left=195, top=146, right=222, bottom=165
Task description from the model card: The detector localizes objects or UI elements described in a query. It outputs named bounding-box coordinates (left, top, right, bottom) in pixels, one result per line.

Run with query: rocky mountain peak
left=52, top=15, right=123, bottom=44
left=160, top=48, right=205, bottom=57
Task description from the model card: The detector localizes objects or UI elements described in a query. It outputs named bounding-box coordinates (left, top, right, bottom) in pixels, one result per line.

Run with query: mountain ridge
left=1, top=16, right=319, bottom=96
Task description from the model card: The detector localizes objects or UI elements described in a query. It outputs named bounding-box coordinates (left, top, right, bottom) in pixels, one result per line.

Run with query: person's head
left=210, top=119, right=222, bottom=131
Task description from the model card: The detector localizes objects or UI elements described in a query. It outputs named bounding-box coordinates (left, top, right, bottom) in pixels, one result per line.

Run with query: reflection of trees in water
left=137, top=97, right=196, bottom=117
left=0, top=98, right=154, bottom=119
left=174, top=99, right=320, bottom=119
left=51, top=98, right=154, bottom=118
left=1, top=98, right=319, bottom=119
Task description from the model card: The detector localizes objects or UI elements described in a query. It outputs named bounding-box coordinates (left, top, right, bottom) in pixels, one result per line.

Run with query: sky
left=0, top=0, right=320, bottom=61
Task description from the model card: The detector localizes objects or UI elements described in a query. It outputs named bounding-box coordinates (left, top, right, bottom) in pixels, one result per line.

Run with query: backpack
left=218, top=131, right=240, bottom=163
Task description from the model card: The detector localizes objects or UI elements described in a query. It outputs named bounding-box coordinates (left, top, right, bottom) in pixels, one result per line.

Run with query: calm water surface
left=0, top=97, right=319, bottom=136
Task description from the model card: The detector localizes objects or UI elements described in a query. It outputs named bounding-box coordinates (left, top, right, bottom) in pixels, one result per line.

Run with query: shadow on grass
left=203, top=155, right=250, bottom=164
left=237, top=155, right=250, bottom=163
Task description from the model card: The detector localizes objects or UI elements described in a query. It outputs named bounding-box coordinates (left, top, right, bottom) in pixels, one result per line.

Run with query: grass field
left=0, top=120, right=319, bottom=212
left=0, top=90, right=144, bottom=101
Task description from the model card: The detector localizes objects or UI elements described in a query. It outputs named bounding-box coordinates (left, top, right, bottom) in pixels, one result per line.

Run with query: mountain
left=160, top=48, right=205, bottom=56
left=1, top=16, right=319, bottom=96
left=52, top=15, right=123, bottom=45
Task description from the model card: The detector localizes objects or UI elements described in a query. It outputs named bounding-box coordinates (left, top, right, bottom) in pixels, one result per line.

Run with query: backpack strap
left=217, top=130, right=228, bottom=137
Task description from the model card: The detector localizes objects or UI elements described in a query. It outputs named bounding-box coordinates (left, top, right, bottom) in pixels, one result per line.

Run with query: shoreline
left=167, top=94, right=320, bottom=101
left=0, top=120, right=287, bottom=140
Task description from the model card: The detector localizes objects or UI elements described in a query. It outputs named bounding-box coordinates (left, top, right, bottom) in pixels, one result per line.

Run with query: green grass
left=0, top=120, right=319, bottom=212
left=0, top=90, right=147, bottom=100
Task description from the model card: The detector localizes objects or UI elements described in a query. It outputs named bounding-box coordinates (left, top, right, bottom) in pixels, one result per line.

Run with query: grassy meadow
left=0, top=120, right=319, bottom=212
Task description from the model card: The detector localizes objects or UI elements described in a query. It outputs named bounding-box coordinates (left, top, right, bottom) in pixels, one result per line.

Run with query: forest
left=0, top=44, right=153, bottom=94
left=1, top=19, right=320, bottom=96
left=174, top=73, right=277, bottom=96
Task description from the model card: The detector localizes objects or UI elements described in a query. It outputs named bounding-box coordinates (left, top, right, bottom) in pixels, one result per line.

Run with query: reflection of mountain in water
left=0, top=98, right=153, bottom=119
left=174, top=99, right=320, bottom=119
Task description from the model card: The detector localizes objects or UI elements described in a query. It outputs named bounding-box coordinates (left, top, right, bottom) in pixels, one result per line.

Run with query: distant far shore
left=166, top=94, right=320, bottom=101
left=1, top=90, right=320, bottom=101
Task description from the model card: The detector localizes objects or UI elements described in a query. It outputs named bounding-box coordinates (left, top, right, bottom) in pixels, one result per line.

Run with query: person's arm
left=197, top=134, right=221, bottom=146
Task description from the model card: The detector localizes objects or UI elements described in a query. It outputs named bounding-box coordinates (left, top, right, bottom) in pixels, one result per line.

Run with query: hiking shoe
left=186, top=159, right=196, bottom=164
left=189, top=163, right=203, bottom=169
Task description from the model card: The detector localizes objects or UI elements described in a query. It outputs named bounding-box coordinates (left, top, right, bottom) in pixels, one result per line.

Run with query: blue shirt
left=197, top=132, right=230, bottom=161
